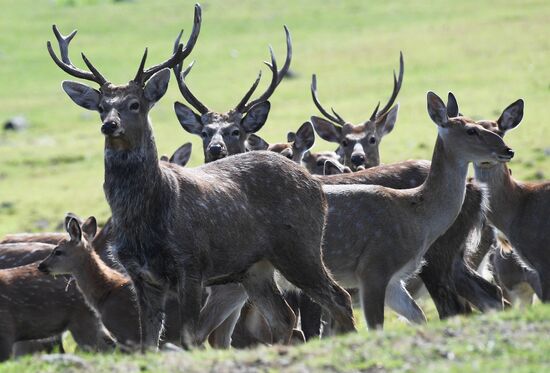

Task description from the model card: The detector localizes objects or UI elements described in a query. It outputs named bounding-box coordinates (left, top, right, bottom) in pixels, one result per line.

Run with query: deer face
left=309, top=52, right=404, bottom=172
left=311, top=106, right=398, bottom=171
left=302, top=150, right=352, bottom=175
left=250, top=122, right=315, bottom=164
left=63, top=71, right=171, bottom=151
left=427, top=92, right=515, bottom=165
left=38, top=216, right=97, bottom=276
left=174, top=104, right=270, bottom=162
left=172, top=26, right=291, bottom=163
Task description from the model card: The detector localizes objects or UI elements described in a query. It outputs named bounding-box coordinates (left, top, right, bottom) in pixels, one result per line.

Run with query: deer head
left=38, top=215, right=97, bottom=276
left=173, top=27, right=292, bottom=163
left=302, top=151, right=352, bottom=175
left=426, top=91, right=515, bottom=164
left=48, top=5, right=201, bottom=154
left=309, top=53, right=403, bottom=171
left=446, top=95, right=523, bottom=168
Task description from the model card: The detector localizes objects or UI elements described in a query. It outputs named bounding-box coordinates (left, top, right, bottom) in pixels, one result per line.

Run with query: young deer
left=471, top=98, right=550, bottom=300
left=173, top=27, right=292, bottom=162
left=0, top=257, right=114, bottom=361
left=310, top=53, right=403, bottom=171
left=49, top=5, right=354, bottom=350
left=39, top=216, right=143, bottom=349
left=319, top=91, right=513, bottom=328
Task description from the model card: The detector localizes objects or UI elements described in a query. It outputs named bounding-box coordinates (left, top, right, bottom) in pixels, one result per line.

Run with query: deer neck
left=72, top=250, right=127, bottom=312
left=473, top=162, right=518, bottom=233
left=103, top=123, right=164, bottom=224
left=418, top=134, right=469, bottom=239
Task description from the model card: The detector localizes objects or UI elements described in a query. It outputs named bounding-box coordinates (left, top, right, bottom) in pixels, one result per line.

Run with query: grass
left=0, top=0, right=549, bottom=235
left=2, top=303, right=550, bottom=372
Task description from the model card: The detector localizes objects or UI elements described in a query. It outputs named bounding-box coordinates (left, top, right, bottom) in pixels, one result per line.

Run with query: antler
left=369, top=51, right=404, bottom=121
left=47, top=25, right=108, bottom=86
left=310, top=74, right=346, bottom=125
left=135, top=3, right=202, bottom=86
left=173, top=5, right=209, bottom=114
left=235, top=25, right=292, bottom=113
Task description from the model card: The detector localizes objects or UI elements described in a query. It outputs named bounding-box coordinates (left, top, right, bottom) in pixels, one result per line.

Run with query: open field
left=0, top=0, right=548, bottom=236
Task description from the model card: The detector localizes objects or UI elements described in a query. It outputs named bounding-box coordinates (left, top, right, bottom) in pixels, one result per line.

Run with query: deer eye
left=54, top=250, right=63, bottom=256
left=129, top=102, right=140, bottom=111
left=369, top=137, right=376, bottom=144
left=341, top=140, right=349, bottom=147
left=231, top=130, right=240, bottom=137
left=201, top=131, right=208, bottom=139
left=467, top=128, right=477, bottom=136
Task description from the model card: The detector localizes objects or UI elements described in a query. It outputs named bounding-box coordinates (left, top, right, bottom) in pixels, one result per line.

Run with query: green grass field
left=0, top=0, right=549, bottom=371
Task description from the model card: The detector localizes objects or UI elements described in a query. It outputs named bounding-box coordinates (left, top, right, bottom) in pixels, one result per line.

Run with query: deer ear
left=144, top=68, right=170, bottom=104
left=310, top=116, right=342, bottom=143
left=446, top=92, right=460, bottom=117
left=62, top=81, right=101, bottom=111
left=170, top=142, right=193, bottom=167
left=81, top=216, right=97, bottom=243
left=246, top=134, right=269, bottom=151
left=375, top=104, right=399, bottom=136
left=174, top=102, right=203, bottom=135
left=294, top=122, right=315, bottom=152
left=64, top=212, right=82, bottom=231
left=497, top=99, right=524, bottom=133
left=242, top=101, right=270, bottom=133
left=427, top=91, right=448, bottom=127
left=66, top=217, right=82, bottom=242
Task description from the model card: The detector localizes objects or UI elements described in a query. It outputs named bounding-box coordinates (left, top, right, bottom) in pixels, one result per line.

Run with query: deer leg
left=208, top=308, right=242, bottom=349
left=453, top=258, right=504, bottom=312
left=241, top=261, right=296, bottom=344
left=270, top=254, right=355, bottom=335
left=177, top=267, right=202, bottom=349
left=385, top=279, right=427, bottom=324
left=299, top=294, right=323, bottom=340
left=69, top=314, right=115, bottom=352
left=132, top=279, right=167, bottom=351
left=0, top=334, right=13, bottom=362
left=197, top=284, right=248, bottom=347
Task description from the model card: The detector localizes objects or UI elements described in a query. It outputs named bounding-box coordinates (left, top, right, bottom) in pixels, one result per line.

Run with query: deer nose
left=101, top=121, right=118, bottom=135
left=350, top=154, right=365, bottom=166
left=506, top=148, right=515, bottom=158
left=209, top=144, right=224, bottom=157
left=37, top=262, right=49, bottom=274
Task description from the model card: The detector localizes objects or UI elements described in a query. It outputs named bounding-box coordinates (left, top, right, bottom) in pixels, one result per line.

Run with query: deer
left=173, top=26, right=291, bottom=163
left=315, top=91, right=514, bottom=328
left=309, top=53, right=403, bottom=171
left=470, top=97, right=550, bottom=301
left=48, top=4, right=355, bottom=350
left=38, top=216, right=143, bottom=349
left=0, top=248, right=115, bottom=361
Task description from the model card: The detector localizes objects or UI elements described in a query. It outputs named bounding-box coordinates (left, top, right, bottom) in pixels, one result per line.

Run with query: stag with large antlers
left=48, top=5, right=355, bottom=350
left=310, top=53, right=403, bottom=171
left=173, top=27, right=292, bottom=162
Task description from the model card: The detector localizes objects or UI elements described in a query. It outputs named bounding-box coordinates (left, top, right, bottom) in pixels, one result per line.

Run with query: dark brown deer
left=310, top=53, right=403, bottom=171
left=471, top=98, right=550, bottom=300
left=48, top=5, right=354, bottom=350
left=172, top=27, right=291, bottom=162
left=0, top=247, right=115, bottom=361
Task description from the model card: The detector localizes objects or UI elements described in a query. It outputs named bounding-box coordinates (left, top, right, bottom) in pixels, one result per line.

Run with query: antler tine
left=374, top=51, right=404, bottom=119
left=310, top=74, right=346, bottom=125
left=237, top=26, right=292, bottom=113
left=235, top=70, right=263, bottom=112
left=175, top=60, right=209, bottom=114
left=137, top=4, right=202, bottom=85
left=369, top=101, right=380, bottom=121
left=133, top=48, right=149, bottom=83
left=47, top=25, right=108, bottom=86
left=331, top=108, right=346, bottom=124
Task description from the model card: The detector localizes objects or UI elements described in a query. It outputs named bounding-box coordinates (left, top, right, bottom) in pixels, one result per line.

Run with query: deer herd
left=0, top=3, right=548, bottom=362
